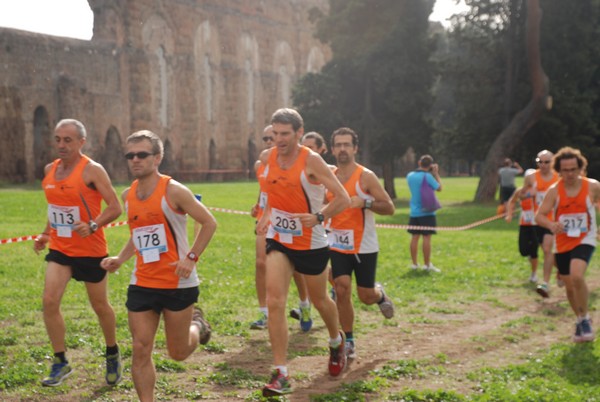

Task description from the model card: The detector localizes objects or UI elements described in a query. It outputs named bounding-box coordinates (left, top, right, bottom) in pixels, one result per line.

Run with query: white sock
left=299, top=299, right=310, bottom=309
left=329, top=334, right=342, bottom=348
left=275, top=365, right=288, bottom=376
left=260, top=307, right=268, bottom=317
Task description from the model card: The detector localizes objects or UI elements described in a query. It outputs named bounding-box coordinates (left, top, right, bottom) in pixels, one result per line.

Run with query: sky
left=0, top=0, right=468, bottom=40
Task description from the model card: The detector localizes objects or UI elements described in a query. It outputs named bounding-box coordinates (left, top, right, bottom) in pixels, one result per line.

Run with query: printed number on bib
left=521, top=210, right=535, bottom=224
left=535, top=191, right=547, bottom=206
left=271, top=208, right=302, bottom=236
left=133, top=224, right=168, bottom=263
left=559, top=213, right=588, bottom=237
left=329, top=229, right=355, bottom=251
left=48, top=204, right=81, bottom=237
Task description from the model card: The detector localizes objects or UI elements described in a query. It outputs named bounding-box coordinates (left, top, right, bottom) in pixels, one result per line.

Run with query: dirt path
left=8, top=274, right=598, bottom=401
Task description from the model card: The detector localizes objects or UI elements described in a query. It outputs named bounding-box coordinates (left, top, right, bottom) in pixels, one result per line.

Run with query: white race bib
left=559, top=213, right=588, bottom=237
left=521, top=210, right=535, bottom=224
left=329, top=229, right=355, bottom=251
left=132, top=224, right=168, bottom=263
left=48, top=204, right=81, bottom=238
left=259, top=191, right=267, bottom=210
left=271, top=208, right=302, bottom=244
left=535, top=191, right=547, bottom=206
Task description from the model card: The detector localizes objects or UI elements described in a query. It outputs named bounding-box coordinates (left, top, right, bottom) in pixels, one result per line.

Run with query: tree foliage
left=294, top=0, right=436, bottom=197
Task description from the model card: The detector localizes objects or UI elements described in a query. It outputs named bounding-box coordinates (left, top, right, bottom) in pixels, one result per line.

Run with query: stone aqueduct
left=0, top=0, right=329, bottom=183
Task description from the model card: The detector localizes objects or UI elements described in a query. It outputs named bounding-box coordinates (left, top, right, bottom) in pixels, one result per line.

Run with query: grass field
left=1, top=177, right=600, bottom=401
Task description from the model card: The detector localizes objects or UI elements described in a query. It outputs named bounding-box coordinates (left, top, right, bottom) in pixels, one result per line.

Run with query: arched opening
left=33, top=106, right=51, bottom=180
left=248, top=136, right=257, bottom=179
left=101, top=126, right=127, bottom=182
left=162, top=139, right=175, bottom=176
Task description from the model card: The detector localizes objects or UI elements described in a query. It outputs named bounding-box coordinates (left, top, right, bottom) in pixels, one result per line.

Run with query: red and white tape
left=1, top=206, right=509, bottom=245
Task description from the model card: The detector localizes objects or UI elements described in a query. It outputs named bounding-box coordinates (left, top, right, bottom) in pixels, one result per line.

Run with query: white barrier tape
left=1, top=206, right=512, bottom=245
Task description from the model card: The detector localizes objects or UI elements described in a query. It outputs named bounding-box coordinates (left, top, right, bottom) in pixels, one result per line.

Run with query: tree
left=474, top=0, right=550, bottom=201
left=294, top=0, right=436, bottom=198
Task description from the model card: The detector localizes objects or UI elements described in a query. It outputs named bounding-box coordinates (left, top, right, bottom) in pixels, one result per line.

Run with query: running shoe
left=330, top=287, right=337, bottom=302
left=250, top=313, right=268, bottom=330
left=575, top=318, right=595, bottom=343
left=529, top=274, right=538, bottom=283
left=410, top=263, right=420, bottom=270
left=290, top=308, right=300, bottom=320
left=300, top=305, right=313, bottom=332
left=328, top=331, right=347, bottom=376
left=345, top=340, right=356, bottom=359
left=262, top=369, right=292, bottom=396
left=192, top=306, right=212, bottom=345
left=41, top=357, right=73, bottom=387
left=105, top=352, right=122, bottom=385
left=423, top=263, right=441, bottom=273
left=536, top=283, right=550, bottom=298
left=375, top=283, right=395, bottom=319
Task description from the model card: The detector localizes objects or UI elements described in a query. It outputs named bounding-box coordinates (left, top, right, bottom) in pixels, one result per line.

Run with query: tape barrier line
left=2, top=207, right=515, bottom=245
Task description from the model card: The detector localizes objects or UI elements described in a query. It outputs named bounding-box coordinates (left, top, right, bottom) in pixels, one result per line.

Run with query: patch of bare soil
left=8, top=272, right=599, bottom=402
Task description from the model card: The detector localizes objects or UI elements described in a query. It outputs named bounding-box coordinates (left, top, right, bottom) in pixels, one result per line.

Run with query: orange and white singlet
left=519, top=197, right=536, bottom=226
left=125, top=175, right=198, bottom=289
left=42, top=155, right=107, bottom=257
left=553, top=178, right=597, bottom=253
left=533, top=170, right=559, bottom=211
left=263, top=146, right=327, bottom=250
left=326, top=165, right=378, bottom=254
left=255, top=163, right=268, bottom=221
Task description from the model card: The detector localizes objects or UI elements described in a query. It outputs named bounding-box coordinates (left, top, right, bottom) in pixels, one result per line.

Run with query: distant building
left=0, top=0, right=330, bottom=183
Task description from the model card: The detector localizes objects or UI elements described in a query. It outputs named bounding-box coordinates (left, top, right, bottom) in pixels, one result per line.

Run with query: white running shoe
left=423, top=264, right=441, bottom=273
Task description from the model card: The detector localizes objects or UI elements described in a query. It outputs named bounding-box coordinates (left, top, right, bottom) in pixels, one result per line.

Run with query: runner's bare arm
left=360, top=169, right=395, bottom=215
left=168, top=181, right=217, bottom=278
left=295, top=153, right=349, bottom=227
left=535, top=185, right=561, bottom=233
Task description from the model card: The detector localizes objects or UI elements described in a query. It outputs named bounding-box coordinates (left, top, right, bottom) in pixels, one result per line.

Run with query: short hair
left=55, top=119, right=86, bottom=139
left=419, top=154, right=434, bottom=169
left=126, top=130, right=164, bottom=157
left=302, top=131, right=327, bottom=153
left=331, top=127, right=358, bottom=147
left=553, top=146, right=587, bottom=173
left=271, top=108, right=303, bottom=132
left=503, top=158, right=512, bottom=166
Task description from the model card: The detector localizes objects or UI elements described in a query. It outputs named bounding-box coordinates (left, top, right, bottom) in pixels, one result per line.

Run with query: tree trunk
left=382, top=159, right=397, bottom=199
left=475, top=0, right=551, bottom=202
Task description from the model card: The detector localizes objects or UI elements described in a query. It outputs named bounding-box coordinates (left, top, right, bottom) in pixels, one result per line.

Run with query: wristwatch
left=364, top=199, right=373, bottom=209
left=186, top=251, right=199, bottom=262
left=89, top=220, right=99, bottom=233
left=315, top=212, right=325, bottom=224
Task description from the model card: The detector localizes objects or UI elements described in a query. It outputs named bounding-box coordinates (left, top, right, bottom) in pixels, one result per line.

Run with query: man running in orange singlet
left=327, top=127, right=396, bottom=360
left=522, top=150, right=559, bottom=297
left=256, top=108, right=350, bottom=396
left=101, top=130, right=217, bottom=402
left=33, top=119, right=123, bottom=387
left=536, top=147, right=600, bottom=342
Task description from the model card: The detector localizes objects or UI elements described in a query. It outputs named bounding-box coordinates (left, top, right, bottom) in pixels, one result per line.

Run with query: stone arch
left=33, top=106, right=52, bottom=180
left=238, top=33, right=260, bottom=125
left=0, top=87, right=25, bottom=182
left=142, top=14, right=175, bottom=130
left=273, top=41, right=296, bottom=107
left=101, top=126, right=127, bottom=182
left=307, top=46, right=325, bottom=73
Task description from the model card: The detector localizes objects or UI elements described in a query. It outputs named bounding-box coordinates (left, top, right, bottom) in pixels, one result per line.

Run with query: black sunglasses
left=262, top=136, right=273, bottom=142
left=125, top=151, right=155, bottom=160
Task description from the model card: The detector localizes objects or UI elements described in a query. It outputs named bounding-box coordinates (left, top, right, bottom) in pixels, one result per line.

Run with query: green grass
left=1, top=177, right=600, bottom=401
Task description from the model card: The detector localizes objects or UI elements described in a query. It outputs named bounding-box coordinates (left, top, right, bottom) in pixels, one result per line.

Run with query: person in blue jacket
left=406, top=155, right=442, bottom=272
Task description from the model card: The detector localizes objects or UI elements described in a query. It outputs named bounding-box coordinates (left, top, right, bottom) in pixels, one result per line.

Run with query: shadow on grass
left=561, top=342, right=600, bottom=386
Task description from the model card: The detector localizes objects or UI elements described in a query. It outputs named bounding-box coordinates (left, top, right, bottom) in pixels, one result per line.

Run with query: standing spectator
left=535, top=147, right=600, bottom=342
left=498, top=158, right=524, bottom=211
left=33, top=119, right=123, bottom=387
left=100, top=130, right=216, bottom=401
left=406, top=155, right=442, bottom=272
